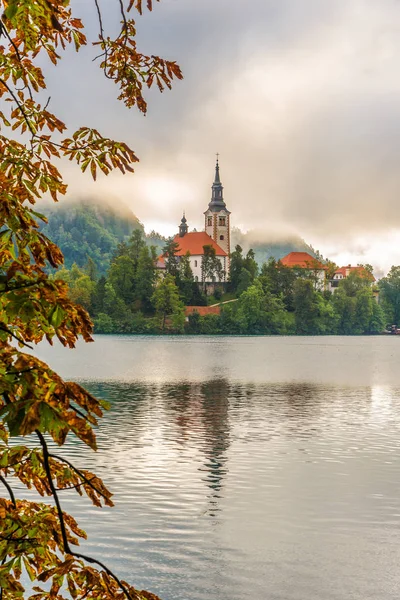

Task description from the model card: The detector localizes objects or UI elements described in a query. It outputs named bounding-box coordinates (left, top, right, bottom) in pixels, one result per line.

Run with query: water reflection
left=52, top=376, right=400, bottom=600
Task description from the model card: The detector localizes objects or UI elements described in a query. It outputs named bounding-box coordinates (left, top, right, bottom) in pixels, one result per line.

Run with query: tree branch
left=0, top=324, right=33, bottom=349
left=48, top=453, right=109, bottom=502
left=37, top=433, right=133, bottom=599
left=0, top=474, right=16, bottom=506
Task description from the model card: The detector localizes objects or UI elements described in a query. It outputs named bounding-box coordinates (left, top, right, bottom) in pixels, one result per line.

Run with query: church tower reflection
left=199, top=379, right=231, bottom=516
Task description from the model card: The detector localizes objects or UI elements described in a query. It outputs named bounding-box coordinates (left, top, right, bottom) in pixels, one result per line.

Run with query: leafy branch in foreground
left=0, top=0, right=183, bottom=598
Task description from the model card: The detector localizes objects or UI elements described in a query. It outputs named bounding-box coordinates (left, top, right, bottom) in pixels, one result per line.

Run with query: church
left=157, top=157, right=231, bottom=283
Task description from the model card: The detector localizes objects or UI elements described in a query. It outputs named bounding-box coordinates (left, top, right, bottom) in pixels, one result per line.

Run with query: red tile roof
left=335, top=266, right=375, bottom=281
left=280, top=252, right=326, bottom=270
left=173, top=232, right=227, bottom=256
left=185, top=305, right=221, bottom=317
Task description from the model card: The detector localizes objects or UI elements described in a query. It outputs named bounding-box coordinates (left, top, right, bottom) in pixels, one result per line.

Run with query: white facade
left=186, top=254, right=227, bottom=283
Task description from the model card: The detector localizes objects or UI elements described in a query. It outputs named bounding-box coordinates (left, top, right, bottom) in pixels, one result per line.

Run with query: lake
left=28, top=335, right=400, bottom=599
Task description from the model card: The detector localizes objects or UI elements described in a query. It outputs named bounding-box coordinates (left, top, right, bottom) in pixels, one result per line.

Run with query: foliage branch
left=0, top=0, right=182, bottom=598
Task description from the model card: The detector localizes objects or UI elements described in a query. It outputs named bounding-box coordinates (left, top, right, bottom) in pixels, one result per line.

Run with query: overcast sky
left=44, top=0, right=400, bottom=274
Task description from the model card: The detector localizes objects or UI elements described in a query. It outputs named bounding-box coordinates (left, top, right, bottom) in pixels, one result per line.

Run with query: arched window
left=220, top=235, right=224, bottom=241
left=194, top=260, right=197, bottom=267
left=219, top=216, right=226, bottom=226
left=207, top=217, right=212, bottom=227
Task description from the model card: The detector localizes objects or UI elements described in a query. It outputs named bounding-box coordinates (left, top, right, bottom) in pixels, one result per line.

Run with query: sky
left=43, top=0, right=400, bottom=276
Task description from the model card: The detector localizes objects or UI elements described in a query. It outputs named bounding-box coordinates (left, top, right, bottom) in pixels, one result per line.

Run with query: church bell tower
left=204, top=156, right=231, bottom=260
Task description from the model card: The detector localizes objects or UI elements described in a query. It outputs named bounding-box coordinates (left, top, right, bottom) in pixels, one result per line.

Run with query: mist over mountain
left=40, top=198, right=321, bottom=274
left=231, top=228, right=316, bottom=266
left=40, top=198, right=143, bottom=273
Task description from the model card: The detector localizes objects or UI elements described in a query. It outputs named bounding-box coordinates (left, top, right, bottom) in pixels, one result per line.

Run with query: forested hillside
left=40, top=199, right=144, bottom=273
left=41, top=199, right=320, bottom=275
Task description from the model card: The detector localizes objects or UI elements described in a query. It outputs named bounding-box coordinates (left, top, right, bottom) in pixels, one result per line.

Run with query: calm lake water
left=28, top=336, right=400, bottom=599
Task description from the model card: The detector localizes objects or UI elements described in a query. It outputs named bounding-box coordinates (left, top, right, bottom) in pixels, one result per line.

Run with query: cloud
left=41, top=0, right=400, bottom=271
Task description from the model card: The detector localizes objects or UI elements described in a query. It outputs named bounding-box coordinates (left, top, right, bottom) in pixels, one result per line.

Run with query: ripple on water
left=19, top=337, right=400, bottom=600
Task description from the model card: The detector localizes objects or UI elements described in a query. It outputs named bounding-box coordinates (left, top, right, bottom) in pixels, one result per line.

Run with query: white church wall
left=187, top=254, right=226, bottom=283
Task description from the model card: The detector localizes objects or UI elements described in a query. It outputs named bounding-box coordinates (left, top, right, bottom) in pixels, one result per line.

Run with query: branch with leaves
left=0, top=0, right=183, bottom=598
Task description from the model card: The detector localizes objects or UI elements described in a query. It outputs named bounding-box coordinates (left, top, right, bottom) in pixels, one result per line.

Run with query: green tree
left=259, top=258, right=298, bottom=311
left=178, top=252, right=205, bottom=305
left=0, top=2, right=182, bottom=597
left=369, top=300, right=386, bottom=334
left=135, top=246, right=157, bottom=312
left=128, top=228, right=147, bottom=268
left=333, top=288, right=356, bottom=334
left=340, top=271, right=371, bottom=297
left=293, top=279, right=321, bottom=334
left=94, top=312, right=115, bottom=334
left=91, top=275, right=107, bottom=316
left=152, top=275, right=185, bottom=332
left=85, top=256, right=98, bottom=282
left=379, top=266, right=400, bottom=326
left=353, top=288, right=374, bottom=334
left=201, top=245, right=224, bottom=288
left=229, top=244, right=244, bottom=291
left=163, top=238, right=180, bottom=280
left=108, top=255, right=136, bottom=305
left=53, top=263, right=96, bottom=311
left=236, top=281, right=291, bottom=334
left=243, top=248, right=258, bottom=281
left=236, top=268, right=253, bottom=296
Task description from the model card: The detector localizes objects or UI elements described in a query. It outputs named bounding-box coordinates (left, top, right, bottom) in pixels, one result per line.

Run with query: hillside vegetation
left=40, top=199, right=144, bottom=273
left=41, top=200, right=318, bottom=273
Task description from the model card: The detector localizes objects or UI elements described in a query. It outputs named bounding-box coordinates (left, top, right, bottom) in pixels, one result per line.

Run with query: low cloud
left=41, top=0, right=400, bottom=271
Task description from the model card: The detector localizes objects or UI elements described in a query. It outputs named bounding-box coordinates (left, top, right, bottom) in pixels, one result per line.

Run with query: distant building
left=157, top=228, right=228, bottom=282
left=204, top=156, right=231, bottom=269
left=280, top=251, right=327, bottom=289
left=157, top=158, right=230, bottom=285
left=328, top=265, right=376, bottom=292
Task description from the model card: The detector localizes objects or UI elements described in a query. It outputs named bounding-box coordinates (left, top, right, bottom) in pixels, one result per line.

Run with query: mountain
left=40, top=198, right=143, bottom=273
left=231, top=228, right=317, bottom=266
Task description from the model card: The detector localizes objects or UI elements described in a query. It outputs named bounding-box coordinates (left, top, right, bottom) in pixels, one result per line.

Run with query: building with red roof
left=329, top=265, right=375, bottom=292
left=280, top=252, right=326, bottom=270
left=280, top=251, right=327, bottom=289
left=157, top=159, right=230, bottom=285
left=157, top=226, right=228, bottom=283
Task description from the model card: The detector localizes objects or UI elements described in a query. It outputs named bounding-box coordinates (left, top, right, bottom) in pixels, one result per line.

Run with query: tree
left=236, top=268, right=253, bottom=296
left=236, top=281, right=292, bottom=334
left=108, top=255, right=136, bottom=305
left=152, top=275, right=185, bottom=332
left=0, top=2, right=182, bottom=599
left=379, top=266, right=400, bottom=326
left=293, top=279, right=321, bottom=334
left=243, top=249, right=258, bottom=281
left=178, top=252, right=205, bottom=305
left=340, top=271, right=371, bottom=297
left=259, top=258, right=298, bottom=311
left=53, top=263, right=96, bottom=311
left=134, top=245, right=157, bottom=312
left=85, top=256, right=98, bottom=282
left=163, top=238, right=180, bottom=280
left=201, top=245, right=224, bottom=289
left=333, top=287, right=357, bottom=335
left=228, top=244, right=244, bottom=291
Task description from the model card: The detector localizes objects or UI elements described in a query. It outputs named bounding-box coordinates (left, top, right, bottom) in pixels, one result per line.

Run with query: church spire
left=179, top=212, right=188, bottom=237
left=214, top=154, right=221, bottom=185
left=208, top=155, right=227, bottom=212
